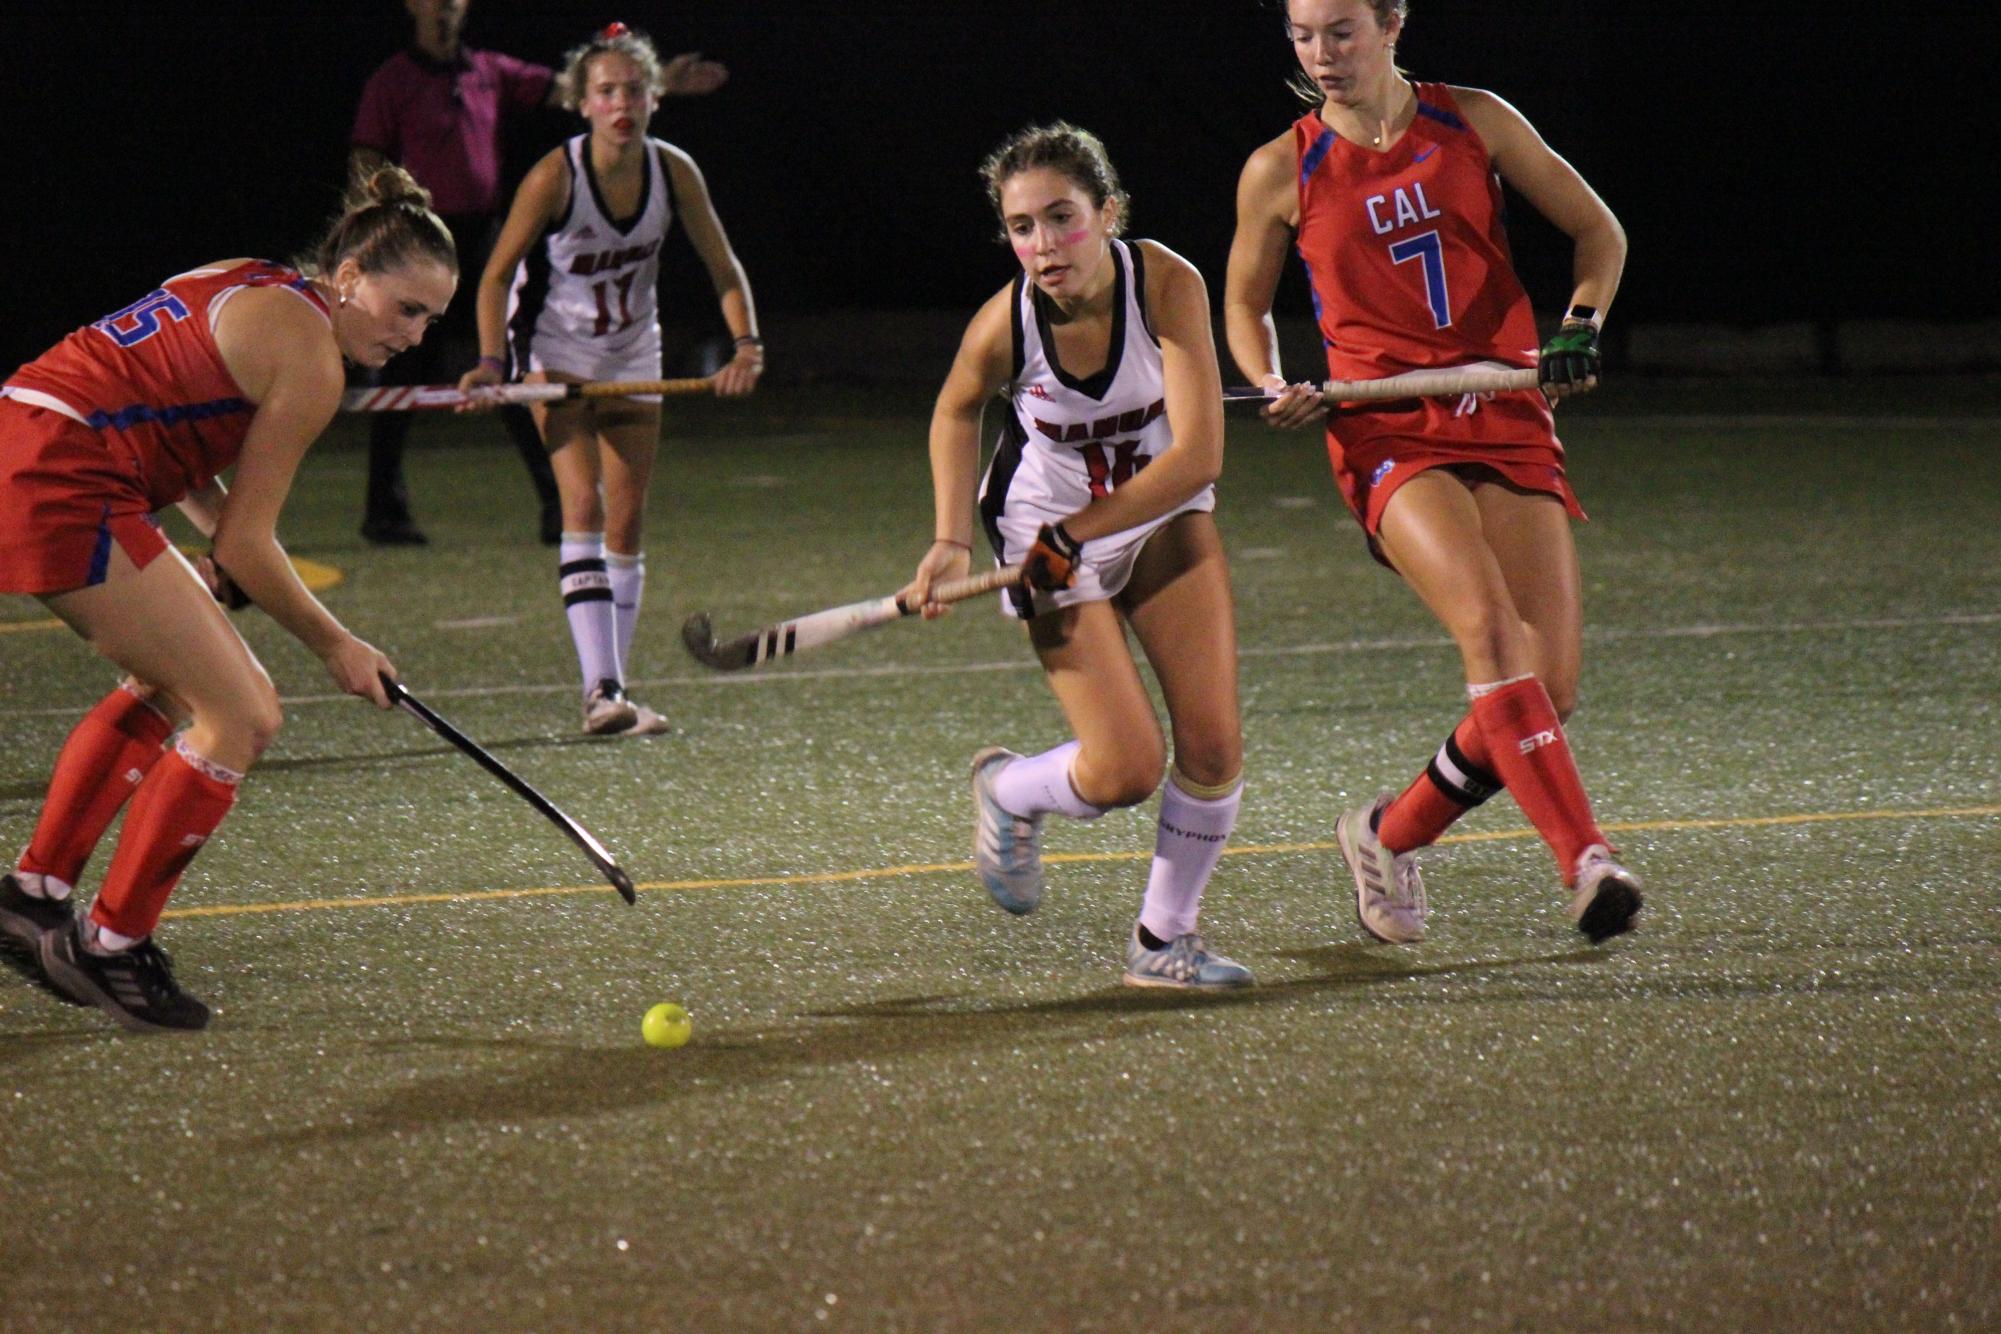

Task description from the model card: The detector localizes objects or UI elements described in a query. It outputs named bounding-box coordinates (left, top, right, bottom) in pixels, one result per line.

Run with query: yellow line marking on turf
left=0, top=554, right=341, bottom=636
left=158, top=803, right=2001, bottom=923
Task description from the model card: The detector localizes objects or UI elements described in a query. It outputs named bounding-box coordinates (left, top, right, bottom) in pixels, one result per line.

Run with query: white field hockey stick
left=1221, top=359, right=1538, bottom=405
left=682, top=564, right=1026, bottom=672
left=341, top=377, right=715, bottom=413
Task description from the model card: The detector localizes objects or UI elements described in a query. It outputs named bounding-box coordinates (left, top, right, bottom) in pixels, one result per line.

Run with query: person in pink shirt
left=349, top=0, right=725, bottom=545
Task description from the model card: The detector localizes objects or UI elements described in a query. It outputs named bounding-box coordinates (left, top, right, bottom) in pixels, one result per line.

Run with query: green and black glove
left=1539, top=318, right=1601, bottom=390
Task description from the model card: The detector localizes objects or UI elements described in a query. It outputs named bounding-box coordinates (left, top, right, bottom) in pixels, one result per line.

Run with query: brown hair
left=554, top=22, right=667, bottom=113
left=300, top=164, right=456, bottom=278
left=1283, top=0, right=1411, bottom=106
left=978, top=122, right=1130, bottom=241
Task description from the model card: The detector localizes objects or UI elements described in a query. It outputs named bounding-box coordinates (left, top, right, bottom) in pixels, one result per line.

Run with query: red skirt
left=0, top=399, right=170, bottom=595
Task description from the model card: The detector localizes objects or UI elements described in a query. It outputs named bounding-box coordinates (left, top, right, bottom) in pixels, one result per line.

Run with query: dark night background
left=0, top=2, right=1989, bottom=377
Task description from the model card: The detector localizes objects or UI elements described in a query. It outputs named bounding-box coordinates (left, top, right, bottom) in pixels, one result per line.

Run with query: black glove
left=209, top=558, right=251, bottom=611
left=1539, top=321, right=1601, bottom=390
left=1022, top=522, right=1082, bottom=592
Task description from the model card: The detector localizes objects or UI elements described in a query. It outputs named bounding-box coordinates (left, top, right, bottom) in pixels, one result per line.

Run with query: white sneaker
left=1335, top=794, right=1428, bottom=944
left=1569, top=845, right=1643, bottom=942
left=971, top=747, right=1045, bottom=914
left=619, top=702, right=671, bottom=737
left=582, top=679, right=638, bottom=736
left=1122, top=925, right=1254, bottom=990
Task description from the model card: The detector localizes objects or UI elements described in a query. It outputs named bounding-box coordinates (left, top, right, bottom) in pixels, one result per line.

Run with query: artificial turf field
left=3, top=376, right=1997, bottom=1331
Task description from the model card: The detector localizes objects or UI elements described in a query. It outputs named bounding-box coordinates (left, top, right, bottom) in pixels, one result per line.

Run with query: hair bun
left=365, top=164, right=435, bottom=212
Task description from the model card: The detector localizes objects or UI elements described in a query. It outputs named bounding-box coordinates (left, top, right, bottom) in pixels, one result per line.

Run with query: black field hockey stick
left=341, top=377, right=714, bottom=413
left=682, top=564, right=1026, bottom=673
left=382, top=676, right=637, bottom=904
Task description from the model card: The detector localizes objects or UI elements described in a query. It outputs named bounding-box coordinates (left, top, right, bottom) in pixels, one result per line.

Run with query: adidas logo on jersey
left=576, top=224, right=600, bottom=239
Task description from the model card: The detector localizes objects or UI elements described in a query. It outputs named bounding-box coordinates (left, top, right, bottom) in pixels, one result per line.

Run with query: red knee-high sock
left=1378, top=712, right=1502, bottom=853
left=89, top=743, right=239, bottom=940
left=19, top=686, right=176, bottom=888
left=1469, top=677, right=1604, bottom=882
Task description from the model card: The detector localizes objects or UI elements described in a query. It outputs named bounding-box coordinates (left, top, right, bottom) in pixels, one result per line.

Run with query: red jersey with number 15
left=4, top=260, right=329, bottom=509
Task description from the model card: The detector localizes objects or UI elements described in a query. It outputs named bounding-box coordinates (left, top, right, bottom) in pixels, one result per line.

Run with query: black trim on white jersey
left=583, top=136, right=653, bottom=237
left=978, top=410, right=1036, bottom=620
left=1129, top=241, right=1161, bottom=348
left=508, top=234, right=555, bottom=371
left=550, top=146, right=578, bottom=234
left=1007, top=271, right=1026, bottom=385
left=1031, top=242, right=1127, bottom=402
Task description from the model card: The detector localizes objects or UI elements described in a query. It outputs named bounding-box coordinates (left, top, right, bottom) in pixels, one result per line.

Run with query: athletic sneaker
left=1336, top=794, right=1428, bottom=944
left=619, top=702, right=671, bottom=737
left=0, top=873, right=88, bottom=1006
left=971, top=747, right=1045, bottom=914
left=0, top=871, right=74, bottom=950
left=39, top=921, right=210, bottom=1032
left=1570, top=844, right=1643, bottom=943
left=582, top=679, right=639, bottom=736
left=1122, top=926, right=1255, bottom=990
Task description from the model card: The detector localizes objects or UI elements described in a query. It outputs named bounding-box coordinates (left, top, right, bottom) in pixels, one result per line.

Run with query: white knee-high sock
left=606, top=550, right=644, bottom=681
left=1138, top=773, right=1242, bottom=941
left=559, top=532, right=619, bottom=694
left=990, top=740, right=1106, bottom=821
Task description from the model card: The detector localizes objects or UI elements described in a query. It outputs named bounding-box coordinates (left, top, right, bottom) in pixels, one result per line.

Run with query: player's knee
left=1545, top=677, right=1579, bottom=720
left=1171, top=735, right=1242, bottom=792
left=1080, top=744, right=1165, bottom=809
left=236, top=688, right=284, bottom=759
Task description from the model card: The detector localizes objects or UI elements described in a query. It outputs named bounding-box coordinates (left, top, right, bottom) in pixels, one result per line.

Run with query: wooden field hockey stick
left=341, top=377, right=715, bottom=413
left=682, top=564, right=1027, bottom=673
left=382, top=677, right=638, bottom=904
left=1222, top=360, right=1539, bottom=405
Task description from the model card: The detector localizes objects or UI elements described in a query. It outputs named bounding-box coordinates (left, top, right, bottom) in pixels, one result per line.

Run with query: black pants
left=363, top=213, right=559, bottom=527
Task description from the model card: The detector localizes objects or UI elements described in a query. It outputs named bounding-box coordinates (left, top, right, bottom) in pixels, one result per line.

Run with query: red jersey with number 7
left=1291, top=84, right=1574, bottom=535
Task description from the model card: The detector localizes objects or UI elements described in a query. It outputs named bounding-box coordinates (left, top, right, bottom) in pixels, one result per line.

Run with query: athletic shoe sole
left=1574, top=876, right=1643, bottom=943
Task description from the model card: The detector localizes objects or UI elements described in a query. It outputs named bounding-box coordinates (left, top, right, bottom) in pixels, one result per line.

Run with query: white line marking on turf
left=434, top=615, right=521, bottom=629
left=154, top=802, right=2001, bottom=922
left=3, top=609, right=1996, bottom=719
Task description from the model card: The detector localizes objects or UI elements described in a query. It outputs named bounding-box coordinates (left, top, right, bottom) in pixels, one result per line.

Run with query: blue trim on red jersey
left=86, top=507, right=114, bottom=586
left=84, top=397, right=250, bottom=433
left=1299, top=128, right=1338, bottom=187
left=1416, top=101, right=1467, bottom=132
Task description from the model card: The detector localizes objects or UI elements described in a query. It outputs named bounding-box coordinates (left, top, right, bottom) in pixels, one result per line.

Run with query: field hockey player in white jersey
left=901, top=123, right=1252, bottom=990
left=461, top=22, right=762, bottom=737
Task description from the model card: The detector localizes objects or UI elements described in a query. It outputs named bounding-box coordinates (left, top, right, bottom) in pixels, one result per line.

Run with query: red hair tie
left=599, top=21, right=629, bottom=39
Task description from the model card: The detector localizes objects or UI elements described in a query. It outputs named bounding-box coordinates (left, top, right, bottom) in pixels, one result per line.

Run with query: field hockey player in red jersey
left=1224, top=0, right=1641, bottom=944
left=902, top=124, right=1252, bottom=990
left=460, top=22, right=762, bottom=739
left=0, top=168, right=452, bottom=1030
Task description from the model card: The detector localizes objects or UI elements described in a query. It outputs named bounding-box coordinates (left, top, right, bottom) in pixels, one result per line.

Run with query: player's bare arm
left=660, top=144, right=762, bottom=396
left=212, top=286, right=395, bottom=704
left=1225, top=134, right=1327, bottom=430
left=1453, top=86, right=1627, bottom=318
left=901, top=287, right=1013, bottom=615
left=1058, top=241, right=1223, bottom=545
left=462, top=150, right=573, bottom=389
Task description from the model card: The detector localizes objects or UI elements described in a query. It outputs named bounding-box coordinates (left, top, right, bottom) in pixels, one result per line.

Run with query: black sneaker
left=0, top=871, right=74, bottom=947
left=0, top=873, right=88, bottom=1006
left=360, top=515, right=430, bottom=546
left=39, top=922, right=211, bottom=1032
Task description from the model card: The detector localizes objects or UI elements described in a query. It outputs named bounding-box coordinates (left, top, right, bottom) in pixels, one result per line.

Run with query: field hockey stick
left=1222, top=360, right=1539, bottom=405
left=382, top=676, right=637, bottom=904
left=341, top=377, right=714, bottom=413
left=682, top=563, right=1026, bottom=672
